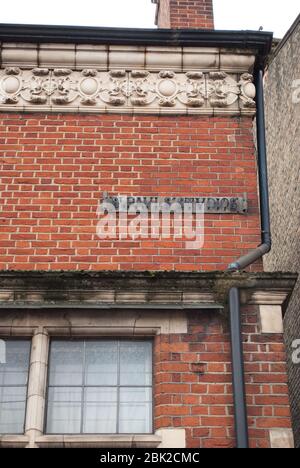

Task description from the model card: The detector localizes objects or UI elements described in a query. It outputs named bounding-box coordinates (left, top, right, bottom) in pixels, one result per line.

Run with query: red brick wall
left=154, top=306, right=292, bottom=448
left=0, top=113, right=262, bottom=272
left=157, top=0, right=214, bottom=29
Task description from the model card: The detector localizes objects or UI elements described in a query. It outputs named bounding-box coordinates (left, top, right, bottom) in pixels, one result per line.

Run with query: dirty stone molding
left=0, top=271, right=296, bottom=310
left=0, top=44, right=257, bottom=115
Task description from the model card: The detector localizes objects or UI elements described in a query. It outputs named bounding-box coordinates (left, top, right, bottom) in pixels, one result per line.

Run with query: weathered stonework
left=0, top=45, right=256, bottom=115
left=269, top=429, right=295, bottom=449
left=264, top=14, right=300, bottom=448
left=259, top=305, right=284, bottom=334
left=0, top=271, right=296, bottom=311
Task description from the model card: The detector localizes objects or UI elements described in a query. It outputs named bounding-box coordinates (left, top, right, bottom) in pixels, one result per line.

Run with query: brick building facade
left=0, top=112, right=262, bottom=272
left=264, top=14, right=300, bottom=448
left=0, top=0, right=296, bottom=449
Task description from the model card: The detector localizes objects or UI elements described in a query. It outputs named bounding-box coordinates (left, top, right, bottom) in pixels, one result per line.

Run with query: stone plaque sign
left=102, top=195, right=248, bottom=215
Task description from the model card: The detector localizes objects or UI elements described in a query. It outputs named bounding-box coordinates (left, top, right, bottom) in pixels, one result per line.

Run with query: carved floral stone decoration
left=0, top=67, right=256, bottom=113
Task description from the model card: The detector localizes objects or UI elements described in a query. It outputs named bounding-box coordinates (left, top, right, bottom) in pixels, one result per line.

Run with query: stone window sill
left=0, top=434, right=162, bottom=448
left=0, top=435, right=29, bottom=448
left=36, top=435, right=162, bottom=448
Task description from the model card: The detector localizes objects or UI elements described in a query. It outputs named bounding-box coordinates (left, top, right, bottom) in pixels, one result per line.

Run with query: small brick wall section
left=154, top=306, right=292, bottom=448
left=157, top=0, right=214, bottom=29
left=0, top=113, right=262, bottom=272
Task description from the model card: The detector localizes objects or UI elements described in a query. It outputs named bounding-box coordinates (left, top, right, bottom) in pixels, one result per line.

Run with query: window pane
left=46, top=340, right=153, bottom=435
left=0, top=340, right=30, bottom=435
left=0, top=387, right=27, bottom=435
left=0, top=340, right=31, bottom=386
left=85, top=341, right=118, bottom=386
left=46, top=387, right=82, bottom=434
left=49, top=341, right=84, bottom=386
left=120, top=342, right=152, bottom=386
left=119, top=388, right=152, bottom=434
left=83, top=388, right=117, bottom=434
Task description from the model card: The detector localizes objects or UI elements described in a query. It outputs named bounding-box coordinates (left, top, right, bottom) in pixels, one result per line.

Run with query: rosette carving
left=0, top=67, right=256, bottom=114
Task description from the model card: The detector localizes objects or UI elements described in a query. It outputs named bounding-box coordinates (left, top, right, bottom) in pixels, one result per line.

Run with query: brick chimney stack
left=152, top=0, right=214, bottom=29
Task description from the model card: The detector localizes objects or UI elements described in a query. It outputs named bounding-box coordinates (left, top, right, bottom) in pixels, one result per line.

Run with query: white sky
left=0, top=0, right=299, bottom=38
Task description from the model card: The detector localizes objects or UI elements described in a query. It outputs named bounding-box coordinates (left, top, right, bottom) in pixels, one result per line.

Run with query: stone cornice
left=0, top=44, right=257, bottom=115
left=0, top=271, right=297, bottom=309
left=0, top=44, right=256, bottom=72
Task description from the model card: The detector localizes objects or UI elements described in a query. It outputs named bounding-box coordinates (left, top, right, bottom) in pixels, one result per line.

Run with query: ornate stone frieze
left=0, top=66, right=256, bottom=115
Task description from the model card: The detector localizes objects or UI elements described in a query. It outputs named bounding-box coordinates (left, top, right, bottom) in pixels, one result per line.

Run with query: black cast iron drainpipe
left=229, top=288, right=249, bottom=448
left=228, top=69, right=272, bottom=272
left=228, top=69, right=272, bottom=448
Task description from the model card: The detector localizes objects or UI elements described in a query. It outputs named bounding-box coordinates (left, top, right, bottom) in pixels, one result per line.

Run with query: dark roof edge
left=0, top=23, right=273, bottom=58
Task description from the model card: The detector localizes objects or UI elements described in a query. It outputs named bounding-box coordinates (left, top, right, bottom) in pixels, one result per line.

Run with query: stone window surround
left=0, top=325, right=164, bottom=449
left=0, top=300, right=294, bottom=449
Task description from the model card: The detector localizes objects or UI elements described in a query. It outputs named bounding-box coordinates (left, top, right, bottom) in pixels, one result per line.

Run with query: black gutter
left=0, top=24, right=272, bottom=62
left=228, top=68, right=271, bottom=271
left=229, top=288, right=249, bottom=448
